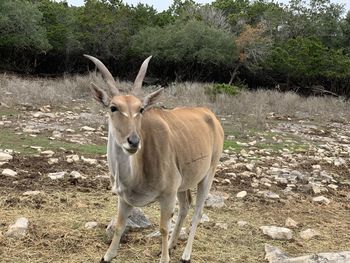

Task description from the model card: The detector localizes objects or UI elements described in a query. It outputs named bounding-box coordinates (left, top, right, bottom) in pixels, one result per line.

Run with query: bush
left=205, top=83, right=241, bottom=101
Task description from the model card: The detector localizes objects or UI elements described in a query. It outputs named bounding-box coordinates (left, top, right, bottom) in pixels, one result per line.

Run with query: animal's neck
left=108, top=126, right=143, bottom=189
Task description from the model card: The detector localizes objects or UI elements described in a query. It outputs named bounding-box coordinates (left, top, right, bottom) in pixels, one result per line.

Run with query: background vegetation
left=1, top=0, right=350, bottom=96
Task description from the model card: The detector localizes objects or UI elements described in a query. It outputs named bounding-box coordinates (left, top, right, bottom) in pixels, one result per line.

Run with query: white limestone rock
left=260, top=226, right=293, bottom=240
left=0, top=152, right=13, bottom=162
left=205, top=193, right=225, bottom=209
left=285, top=217, right=298, bottom=228
left=48, top=171, right=66, bottom=180
left=236, top=191, right=247, bottom=199
left=85, top=222, right=98, bottom=229
left=6, top=217, right=29, bottom=238
left=300, top=228, right=321, bottom=240
left=2, top=168, right=17, bottom=177
left=312, top=196, right=330, bottom=205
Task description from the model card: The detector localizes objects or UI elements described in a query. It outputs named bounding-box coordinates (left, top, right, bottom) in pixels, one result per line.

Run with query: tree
left=35, top=0, right=81, bottom=72
left=229, top=22, right=272, bottom=84
left=266, top=37, right=350, bottom=88
left=131, top=19, right=236, bottom=81
left=0, top=0, right=50, bottom=72
left=340, top=11, right=350, bottom=54
left=0, top=0, right=50, bottom=50
left=277, top=0, right=345, bottom=47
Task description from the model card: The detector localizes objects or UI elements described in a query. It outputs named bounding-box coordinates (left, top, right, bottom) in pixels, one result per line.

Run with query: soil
left=0, top=105, right=349, bottom=263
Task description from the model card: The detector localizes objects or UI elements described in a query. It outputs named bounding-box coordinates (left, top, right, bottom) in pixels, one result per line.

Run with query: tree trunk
left=229, top=63, right=241, bottom=85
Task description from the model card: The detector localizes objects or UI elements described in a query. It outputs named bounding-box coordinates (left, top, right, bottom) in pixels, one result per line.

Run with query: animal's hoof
left=100, top=257, right=109, bottom=263
left=180, top=259, right=191, bottom=263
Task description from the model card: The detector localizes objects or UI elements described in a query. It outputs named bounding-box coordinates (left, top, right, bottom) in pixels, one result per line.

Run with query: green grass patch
left=223, top=140, right=243, bottom=152
left=0, top=107, right=20, bottom=116
left=0, top=128, right=106, bottom=155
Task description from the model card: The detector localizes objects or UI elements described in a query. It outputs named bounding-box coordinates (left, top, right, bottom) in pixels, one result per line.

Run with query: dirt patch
left=1, top=93, right=350, bottom=262
left=0, top=154, right=110, bottom=196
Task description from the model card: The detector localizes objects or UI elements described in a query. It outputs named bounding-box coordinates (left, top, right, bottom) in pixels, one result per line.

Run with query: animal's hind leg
left=180, top=167, right=216, bottom=262
left=168, top=190, right=191, bottom=252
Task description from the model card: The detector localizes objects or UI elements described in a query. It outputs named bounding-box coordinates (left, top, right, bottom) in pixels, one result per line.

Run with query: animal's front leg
left=159, top=195, right=176, bottom=263
left=101, top=199, right=133, bottom=263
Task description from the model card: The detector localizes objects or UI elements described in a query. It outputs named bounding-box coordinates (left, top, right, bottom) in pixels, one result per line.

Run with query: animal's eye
left=110, top=106, right=118, bottom=112
left=140, top=108, right=145, bottom=114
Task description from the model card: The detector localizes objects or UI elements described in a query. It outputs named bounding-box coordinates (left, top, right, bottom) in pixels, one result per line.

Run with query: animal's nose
left=127, top=134, right=140, bottom=148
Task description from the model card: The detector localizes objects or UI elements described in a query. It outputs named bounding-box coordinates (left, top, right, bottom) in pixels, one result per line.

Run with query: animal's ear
left=142, top=88, right=164, bottom=109
left=90, top=82, right=110, bottom=107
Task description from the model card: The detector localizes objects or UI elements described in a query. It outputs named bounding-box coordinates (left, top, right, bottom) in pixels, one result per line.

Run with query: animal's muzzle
left=127, top=134, right=140, bottom=149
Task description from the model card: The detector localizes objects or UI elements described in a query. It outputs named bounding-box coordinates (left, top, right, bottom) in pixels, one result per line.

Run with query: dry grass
left=1, top=184, right=349, bottom=263
left=1, top=74, right=350, bottom=262
left=1, top=74, right=350, bottom=128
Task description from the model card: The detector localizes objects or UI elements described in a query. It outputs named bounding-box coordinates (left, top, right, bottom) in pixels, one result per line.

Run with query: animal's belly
left=118, top=188, right=157, bottom=207
left=178, top=158, right=211, bottom=191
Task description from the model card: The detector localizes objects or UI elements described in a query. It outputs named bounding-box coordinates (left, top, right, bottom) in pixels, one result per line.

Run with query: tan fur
left=84, top=55, right=224, bottom=263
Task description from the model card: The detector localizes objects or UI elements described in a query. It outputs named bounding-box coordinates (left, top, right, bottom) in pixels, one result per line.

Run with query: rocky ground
left=0, top=103, right=349, bottom=263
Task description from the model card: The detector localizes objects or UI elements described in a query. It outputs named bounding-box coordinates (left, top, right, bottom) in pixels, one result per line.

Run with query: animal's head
left=84, top=55, right=163, bottom=155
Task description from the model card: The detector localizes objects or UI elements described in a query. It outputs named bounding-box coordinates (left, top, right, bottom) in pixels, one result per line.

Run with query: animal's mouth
left=124, top=147, right=138, bottom=154
left=122, top=144, right=139, bottom=155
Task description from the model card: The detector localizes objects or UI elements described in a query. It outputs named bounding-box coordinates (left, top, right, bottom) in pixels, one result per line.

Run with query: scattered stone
left=215, top=223, right=228, bottom=230
left=2, top=168, right=17, bottom=177
left=30, top=146, right=42, bottom=151
left=52, top=131, right=62, bottom=138
left=258, top=191, right=280, bottom=200
left=200, top=214, right=210, bottom=224
left=81, top=126, right=96, bottom=132
left=23, top=190, right=43, bottom=196
left=310, top=183, right=323, bottom=194
left=48, top=171, right=66, bottom=180
left=312, top=196, right=330, bottom=205
left=23, top=128, right=40, bottom=134
left=236, top=191, right=247, bottom=199
left=41, top=150, right=55, bottom=157
left=70, top=171, right=85, bottom=179
left=237, top=220, right=248, bottom=227
left=285, top=217, right=298, bottom=228
left=0, top=152, right=13, bottom=162
left=6, top=217, right=29, bottom=238
left=245, top=163, right=255, bottom=171
left=265, top=244, right=350, bottom=263
left=85, top=222, right=98, bottom=229
left=328, top=184, right=338, bottom=190
left=65, top=128, right=75, bottom=133
left=66, top=154, right=79, bottom=163
left=48, top=158, right=59, bottom=165
left=260, top=226, right=293, bottom=240
left=300, top=228, right=321, bottom=240
left=205, top=193, right=225, bottom=209
left=126, top=208, right=152, bottom=230
left=334, top=158, right=346, bottom=167
left=147, top=226, right=188, bottom=241
left=106, top=208, right=152, bottom=240
left=81, top=156, right=97, bottom=165
left=222, top=178, right=231, bottom=185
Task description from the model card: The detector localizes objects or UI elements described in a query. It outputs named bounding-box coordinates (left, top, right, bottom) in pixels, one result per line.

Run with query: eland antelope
left=84, top=54, right=224, bottom=263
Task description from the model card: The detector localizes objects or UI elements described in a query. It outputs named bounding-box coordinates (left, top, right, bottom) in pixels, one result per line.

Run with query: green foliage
left=131, top=19, right=236, bottom=65
left=0, top=0, right=50, bottom=51
left=205, top=83, right=241, bottom=101
left=266, top=37, right=350, bottom=83
left=37, top=0, right=80, bottom=53
left=1, top=0, right=350, bottom=95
